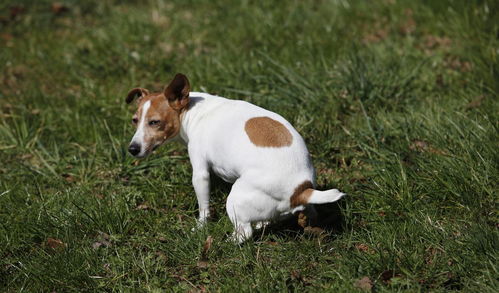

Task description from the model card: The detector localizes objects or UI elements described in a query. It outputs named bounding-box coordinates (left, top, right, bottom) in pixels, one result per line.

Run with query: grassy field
left=1, top=0, right=498, bottom=291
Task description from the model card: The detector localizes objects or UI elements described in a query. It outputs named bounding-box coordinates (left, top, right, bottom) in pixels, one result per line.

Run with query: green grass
left=1, top=0, right=498, bottom=291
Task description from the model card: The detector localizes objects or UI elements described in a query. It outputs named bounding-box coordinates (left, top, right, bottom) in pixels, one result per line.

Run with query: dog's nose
left=128, top=143, right=141, bottom=156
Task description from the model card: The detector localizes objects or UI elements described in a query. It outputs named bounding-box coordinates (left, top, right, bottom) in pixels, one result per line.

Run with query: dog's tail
left=306, top=189, right=345, bottom=205
left=290, top=182, right=346, bottom=208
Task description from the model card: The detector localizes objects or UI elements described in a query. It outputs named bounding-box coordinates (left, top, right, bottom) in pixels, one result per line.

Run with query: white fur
left=131, top=100, right=151, bottom=157
left=176, top=92, right=345, bottom=243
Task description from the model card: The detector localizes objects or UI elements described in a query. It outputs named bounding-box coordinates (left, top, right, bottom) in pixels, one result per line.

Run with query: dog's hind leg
left=226, top=179, right=277, bottom=243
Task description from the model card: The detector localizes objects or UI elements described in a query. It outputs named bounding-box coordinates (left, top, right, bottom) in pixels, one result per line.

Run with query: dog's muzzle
left=128, top=143, right=141, bottom=156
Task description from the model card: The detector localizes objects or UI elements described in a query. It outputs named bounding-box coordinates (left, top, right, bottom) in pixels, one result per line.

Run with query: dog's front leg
left=192, top=168, right=210, bottom=229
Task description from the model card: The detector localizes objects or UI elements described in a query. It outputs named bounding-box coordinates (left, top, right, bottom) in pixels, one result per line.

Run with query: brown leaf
left=354, top=276, right=373, bottom=291
left=62, top=173, right=75, bottom=183
left=355, top=243, right=373, bottom=254
left=361, top=18, right=390, bottom=44
left=303, top=226, right=325, bottom=236
left=289, top=270, right=310, bottom=285
left=103, top=263, right=111, bottom=272
left=398, top=9, right=416, bottom=35
left=197, top=236, right=213, bottom=268
left=465, top=95, right=485, bottom=110
left=422, top=35, right=452, bottom=52
left=409, top=140, right=446, bottom=155
left=201, top=236, right=213, bottom=260
left=51, top=3, right=70, bottom=15
left=135, top=202, right=150, bottom=210
left=92, top=232, right=112, bottom=249
left=409, top=140, right=428, bottom=151
left=155, top=251, right=167, bottom=261
left=196, top=260, right=209, bottom=269
left=46, top=238, right=65, bottom=250
left=0, top=33, right=13, bottom=41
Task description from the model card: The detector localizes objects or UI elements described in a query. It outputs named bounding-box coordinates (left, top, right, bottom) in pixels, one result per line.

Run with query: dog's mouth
left=145, top=143, right=161, bottom=156
left=129, top=141, right=164, bottom=159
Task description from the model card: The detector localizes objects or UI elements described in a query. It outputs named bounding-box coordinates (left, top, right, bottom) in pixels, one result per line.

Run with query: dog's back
left=184, top=92, right=315, bottom=204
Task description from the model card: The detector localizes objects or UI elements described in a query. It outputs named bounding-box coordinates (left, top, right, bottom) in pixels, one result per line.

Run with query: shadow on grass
left=252, top=201, right=346, bottom=242
left=210, top=176, right=346, bottom=241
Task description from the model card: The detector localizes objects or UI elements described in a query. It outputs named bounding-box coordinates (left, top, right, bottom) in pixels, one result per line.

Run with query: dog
left=126, top=73, right=345, bottom=243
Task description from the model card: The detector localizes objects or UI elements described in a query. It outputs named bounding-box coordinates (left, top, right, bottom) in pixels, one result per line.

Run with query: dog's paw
left=226, top=232, right=246, bottom=245
left=191, top=218, right=208, bottom=232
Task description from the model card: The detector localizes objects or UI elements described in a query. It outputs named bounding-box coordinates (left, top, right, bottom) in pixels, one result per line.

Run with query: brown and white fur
left=126, top=73, right=345, bottom=243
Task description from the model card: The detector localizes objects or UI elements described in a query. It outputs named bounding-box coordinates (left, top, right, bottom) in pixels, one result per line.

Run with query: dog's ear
left=164, top=73, right=190, bottom=111
left=126, top=88, right=149, bottom=104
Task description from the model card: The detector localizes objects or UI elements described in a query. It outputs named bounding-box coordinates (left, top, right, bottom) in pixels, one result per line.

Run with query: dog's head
left=126, top=73, right=190, bottom=158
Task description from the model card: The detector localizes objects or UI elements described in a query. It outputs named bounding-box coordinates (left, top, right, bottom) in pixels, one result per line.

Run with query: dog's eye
left=132, top=118, right=138, bottom=124
left=149, top=120, right=160, bottom=126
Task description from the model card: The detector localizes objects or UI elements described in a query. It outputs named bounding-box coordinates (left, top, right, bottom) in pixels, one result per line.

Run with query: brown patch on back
left=290, top=180, right=314, bottom=208
left=244, top=116, right=293, bottom=147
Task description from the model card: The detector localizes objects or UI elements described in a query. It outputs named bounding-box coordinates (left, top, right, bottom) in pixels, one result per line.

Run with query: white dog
left=126, top=73, right=345, bottom=243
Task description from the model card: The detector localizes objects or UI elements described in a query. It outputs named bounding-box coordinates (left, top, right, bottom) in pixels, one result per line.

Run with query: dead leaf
left=196, top=260, right=209, bottom=269
left=355, top=243, right=372, bottom=254
left=197, top=236, right=213, bottom=268
left=362, top=29, right=389, bottom=44
left=289, top=270, right=310, bottom=285
left=361, top=18, right=390, bottom=44
left=201, top=236, right=213, bottom=259
left=46, top=238, right=65, bottom=250
left=155, top=251, right=167, bottom=261
left=151, top=10, right=170, bottom=27
left=465, top=95, right=484, bottom=110
left=0, top=33, right=13, bottom=41
left=303, top=226, right=325, bottom=236
left=51, top=3, right=70, bottom=15
left=135, top=202, right=151, bottom=210
left=92, top=232, right=112, bottom=249
left=354, top=276, right=373, bottom=291
left=62, top=173, right=75, bottom=183
left=409, top=140, right=428, bottom=151
left=409, top=140, right=446, bottom=155
left=103, top=263, right=112, bottom=273
left=444, top=56, right=473, bottom=72
left=20, top=153, right=33, bottom=160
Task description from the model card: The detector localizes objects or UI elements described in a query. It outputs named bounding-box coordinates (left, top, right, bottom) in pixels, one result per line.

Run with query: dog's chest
left=209, top=163, right=239, bottom=183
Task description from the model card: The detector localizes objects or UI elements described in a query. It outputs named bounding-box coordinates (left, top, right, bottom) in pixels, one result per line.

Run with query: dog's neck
left=178, top=92, right=224, bottom=145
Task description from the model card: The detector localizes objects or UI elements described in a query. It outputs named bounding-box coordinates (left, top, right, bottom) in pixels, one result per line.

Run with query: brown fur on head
left=126, top=73, right=190, bottom=158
